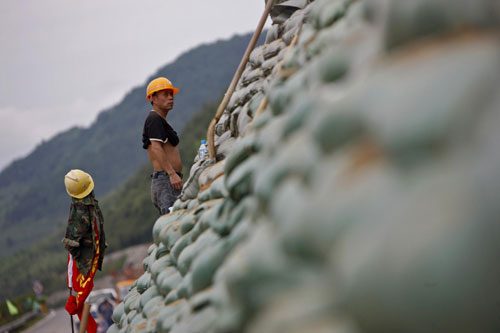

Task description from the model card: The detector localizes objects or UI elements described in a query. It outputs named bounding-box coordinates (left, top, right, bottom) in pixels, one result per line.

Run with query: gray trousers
left=151, top=171, right=182, bottom=215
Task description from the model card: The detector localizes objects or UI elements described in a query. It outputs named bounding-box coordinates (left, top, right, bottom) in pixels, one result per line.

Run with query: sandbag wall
left=110, top=0, right=500, bottom=332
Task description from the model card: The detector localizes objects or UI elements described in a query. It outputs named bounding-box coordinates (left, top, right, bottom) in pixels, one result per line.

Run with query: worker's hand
left=65, top=295, right=79, bottom=315
left=169, top=173, right=183, bottom=190
left=61, top=238, right=80, bottom=251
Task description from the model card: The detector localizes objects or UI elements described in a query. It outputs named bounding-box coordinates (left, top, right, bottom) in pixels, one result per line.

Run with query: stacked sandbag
left=111, top=0, right=500, bottom=332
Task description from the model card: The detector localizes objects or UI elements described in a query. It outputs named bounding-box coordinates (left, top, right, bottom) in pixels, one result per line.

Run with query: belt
left=151, top=170, right=183, bottom=179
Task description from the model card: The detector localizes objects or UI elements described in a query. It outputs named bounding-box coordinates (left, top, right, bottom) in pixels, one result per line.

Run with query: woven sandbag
left=149, top=255, right=174, bottom=282
left=124, top=290, right=141, bottom=314
left=169, top=306, right=218, bottom=333
left=180, top=158, right=214, bottom=201
left=165, top=289, right=179, bottom=305
left=159, top=220, right=183, bottom=250
left=106, top=324, right=120, bottom=333
left=383, top=0, right=500, bottom=51
left=155, top=243, right=169, bottom=259
left=142, top=295, right=164, bottom=319
left=112, top=301, right=125, bottom=324
left=126, top=310, right=138, bottom=324
left=129, top=314, right=148, bottom=333
left=215, top=132, right=237, bottom=161
left=209, top=175, right=228, bottom=200
left=198, top=160, right=226, bottom=190
left=215, top=111, right=230, bottom=136
left=136, top=272, right=152, bottom=294
left=309, top=0, right=349, bottom=29
left=249, top=46, right=265, bottom=68
left=225, top=155, right=260, bottom=202
left=176, top=273, right=193, bottom=299
left=159, top=270, right=183, bottom=297
left=191, top=239, right=233, bottom=294
left=266, top=23, right=281, bottom=43
left=177, top=229, right=220, bottom=275
left=138, top=285, right=161, bottom=312
left=152, top=210, right=186, bottom=245
left=155, top=299, right=186, bottom=333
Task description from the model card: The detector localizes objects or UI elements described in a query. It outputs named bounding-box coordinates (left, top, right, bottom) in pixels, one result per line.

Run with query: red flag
left=66, top=217, right=101, bottom=333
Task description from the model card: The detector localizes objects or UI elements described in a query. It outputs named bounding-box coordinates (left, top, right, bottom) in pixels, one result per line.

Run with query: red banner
left=66, top=218, right=101, bottom=333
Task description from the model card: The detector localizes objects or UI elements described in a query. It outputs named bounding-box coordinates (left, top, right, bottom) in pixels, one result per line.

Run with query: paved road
left=23, top=307, right=76, bottom=333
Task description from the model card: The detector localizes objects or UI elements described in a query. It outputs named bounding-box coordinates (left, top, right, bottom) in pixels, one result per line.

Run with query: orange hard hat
left=146, top=77, right=179, bottom=101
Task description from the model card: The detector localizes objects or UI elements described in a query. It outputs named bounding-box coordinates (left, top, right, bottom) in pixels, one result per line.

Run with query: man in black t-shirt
left=142, top=77, right=183, bottom=214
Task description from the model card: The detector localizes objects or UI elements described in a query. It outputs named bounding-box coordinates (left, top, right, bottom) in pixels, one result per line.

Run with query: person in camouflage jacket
left=62, top=191, right=106, bottom=276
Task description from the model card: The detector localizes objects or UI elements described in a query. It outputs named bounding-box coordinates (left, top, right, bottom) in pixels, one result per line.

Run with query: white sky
left=0, top=0, right=270, bottom=171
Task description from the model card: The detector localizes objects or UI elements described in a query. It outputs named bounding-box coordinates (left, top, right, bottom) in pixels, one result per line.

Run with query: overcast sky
left=0, top=0, right=269, bottom=171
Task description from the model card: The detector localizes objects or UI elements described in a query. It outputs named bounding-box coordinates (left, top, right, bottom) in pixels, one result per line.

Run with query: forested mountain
left=0, top=32, right=264, bottom=258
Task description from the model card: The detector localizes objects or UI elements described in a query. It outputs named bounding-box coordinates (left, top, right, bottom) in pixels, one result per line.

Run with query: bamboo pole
left=78, top=303, right=91, bottom=333
left=207, top=0, right=276, bottom=159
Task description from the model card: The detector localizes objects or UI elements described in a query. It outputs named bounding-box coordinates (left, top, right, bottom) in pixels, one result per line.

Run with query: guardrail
left=0, top=310, right=41, bottom=333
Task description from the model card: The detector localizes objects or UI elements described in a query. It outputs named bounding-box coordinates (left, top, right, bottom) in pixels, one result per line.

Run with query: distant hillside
left=0, top=32, right=265, bottom=258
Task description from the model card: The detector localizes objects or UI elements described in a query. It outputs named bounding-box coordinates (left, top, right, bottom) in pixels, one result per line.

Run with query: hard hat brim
left=146, top=87, right=180, bottom=101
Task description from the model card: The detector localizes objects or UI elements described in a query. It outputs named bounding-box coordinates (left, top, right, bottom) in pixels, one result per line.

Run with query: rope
left=207, top=0, right=276, bottom=160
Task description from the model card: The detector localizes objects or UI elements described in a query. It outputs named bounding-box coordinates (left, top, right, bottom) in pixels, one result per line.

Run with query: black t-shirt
left=142, top=111, right=179, bottom=149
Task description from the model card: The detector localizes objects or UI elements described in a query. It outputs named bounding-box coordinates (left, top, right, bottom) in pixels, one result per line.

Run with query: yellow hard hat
left=64, top=169, right=94, bottom=199
left=146, top=77, right=179, bottom=101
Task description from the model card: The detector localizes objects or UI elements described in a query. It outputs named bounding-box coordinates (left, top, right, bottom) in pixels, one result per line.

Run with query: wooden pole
left=78, top=303, right=91, bottom=333
left=207, top=0, right=276, bottom=159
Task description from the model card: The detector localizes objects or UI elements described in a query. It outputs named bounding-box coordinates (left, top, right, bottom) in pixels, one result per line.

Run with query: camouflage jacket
left=63, top=192, right=106, bottom=276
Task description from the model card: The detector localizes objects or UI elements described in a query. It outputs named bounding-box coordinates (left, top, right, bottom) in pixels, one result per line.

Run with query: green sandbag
left=149, top=255, right=174, bottom=282
left=224, top=134, right=261, bottom=177
left=187, top=199, right=199, bottom=210
left=159, top=220, right=183, bottom=250
left=168, top=306, right=218, bottom=333
left=122, top=286, right=138, bottom=306
left=309, top=0, right=348, bottom=29
left=165, top=289, right=179, bottom=305
left=310, top=100, right=364, bottom=154
left=159, top=270, right=183, bottom=297
left=180, top=213, right=196, bottom=234
left=176, top=273, right=193, bottom=299
left=137, top=272, right=152, bottom=294
left=177, top=230, right=220, bottom=275
left=139, top=285, right=161, bottom=312
left=152, top=210, right=186, bottom=245
left=143, top=247, right=157, bottom=271
left=142, top=295, right=164, bottom=319
left=156, top=266, right=177, bottom=288
left=112, top=301, right=125, bottom=324
left=384, top=0, right=499, bottom=51
left=207, top=199, right=235, bottom=236
left=191, top=240, right=233, bottom=294
left=130, top=314, right=148, bottom=333
left=197, top=201, right=223, bottom=231
left=147, top=243, right=156, bottom=256
left=170, top=232, right=194, bottom=264
left=124, top=291, right=141, bottom=314
left=209, top=176, right=228, bottom=200
left=198, top=188, right=211, bottom=202
left=107, top=324, right=120, bottom=333
left=225, top=155, right=260, bottom=202
left=126, top=310, right=138, bottom=324
left=156, top=243, right=169, bottom=259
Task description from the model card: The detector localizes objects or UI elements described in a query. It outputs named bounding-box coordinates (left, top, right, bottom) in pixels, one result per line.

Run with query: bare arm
left=150, top=141, right=183, bottom=190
